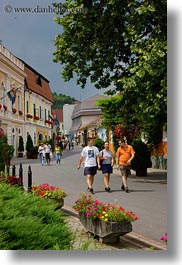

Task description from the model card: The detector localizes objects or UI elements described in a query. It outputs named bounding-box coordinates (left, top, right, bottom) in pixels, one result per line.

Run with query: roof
left=81, top=94, right=107, bottom=110
left=71, top=94, right=107, bottom=119
left=22, top=60, right=53, bottom=103
left=52, top=109, right=63, bottom=122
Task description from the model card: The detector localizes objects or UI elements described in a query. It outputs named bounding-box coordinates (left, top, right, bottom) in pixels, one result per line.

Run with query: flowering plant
left=73, top=193, right=138, bottom=223
left=19, top=110, right=23, bottom=116
left=0, top=175, right=22, bottom=186
left=160, top=233, right=168, bottom=243
left=34, top=116, right=39, bottom=120
left=32, top=183, right=67, bottom=200
left=3, top=105, right=7, bottom=111
left=26, top=113, right=33, bottom=119
left=12, top=108, right=17, bottom=114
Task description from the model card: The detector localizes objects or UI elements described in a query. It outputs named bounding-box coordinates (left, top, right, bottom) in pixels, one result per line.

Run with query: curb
left=62, top=205, right=167, bottom=250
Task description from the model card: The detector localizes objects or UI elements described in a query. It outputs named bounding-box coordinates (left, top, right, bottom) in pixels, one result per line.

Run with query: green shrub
left=18, top=136, right=24, bottom=152
left=93, top=138, right=105, bottom=151
left=0, top=183, right=73, bottom=250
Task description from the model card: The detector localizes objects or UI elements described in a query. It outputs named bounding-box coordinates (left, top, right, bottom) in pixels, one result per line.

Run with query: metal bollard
left=19, top=163, right=23, bottom=186
left=28, top=165, right=32, bottom=192
left=12, top=165, right=16, bottom=176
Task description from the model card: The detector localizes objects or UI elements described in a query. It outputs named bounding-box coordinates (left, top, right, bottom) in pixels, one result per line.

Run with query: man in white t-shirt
left=77, top=137, right=100, bottom=194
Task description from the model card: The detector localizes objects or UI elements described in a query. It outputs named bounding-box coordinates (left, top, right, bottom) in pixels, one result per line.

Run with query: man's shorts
left=119, top=165, right=131, bottom=177
left=84, top=166, right=97, bottom=176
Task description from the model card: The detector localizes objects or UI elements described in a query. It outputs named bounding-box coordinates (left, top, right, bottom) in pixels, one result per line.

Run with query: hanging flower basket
left=12, top=108, right=17, bottom=114
left=26, top=113, right=33, bottom=119
left=34, top=116, right=39, bottom=120
left=45, top=120, right=53, bottom=125
left=19, top=110, right=23, bottom=116
left=3, top=105, right=7, bottom=111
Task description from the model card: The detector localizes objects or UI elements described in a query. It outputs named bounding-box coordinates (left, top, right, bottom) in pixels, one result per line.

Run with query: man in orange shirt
left=116, top=138, right=135, bottom=193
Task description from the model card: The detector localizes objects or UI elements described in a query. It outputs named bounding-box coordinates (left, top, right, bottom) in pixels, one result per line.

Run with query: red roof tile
left=52, top=109, right=63, bottom=122
left=23, top=61, right=53, bottom=103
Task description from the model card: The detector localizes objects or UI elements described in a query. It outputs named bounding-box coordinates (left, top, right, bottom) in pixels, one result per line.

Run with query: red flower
left=34, top=116, right=39, bottom=120
left=27, top=113, right=33, bottom=118
left=3, top=105, right=7, bottom=111
left=19, top=110, right=23, bottom=116
left=12, top=108, right=17, bottom=114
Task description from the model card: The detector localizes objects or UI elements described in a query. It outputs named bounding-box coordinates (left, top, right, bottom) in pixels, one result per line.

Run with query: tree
left=53, top=0, right=167, bottom=146
left=18, top=136, right=24, bottom=153
left=26, top=134, right=33, bottom=152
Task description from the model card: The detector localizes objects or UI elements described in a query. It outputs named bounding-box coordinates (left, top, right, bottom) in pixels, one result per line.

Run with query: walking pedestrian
left=38, top=143, right=45, bottom=166
left=55, top=144, right=62, bottom=164
left=116, top=138, right=135, bottom=193
left=99, top=141, right=114, bottom=192
left=77, top=137, right=100, bottom=194
left=44, top=142, right=52, bottom=166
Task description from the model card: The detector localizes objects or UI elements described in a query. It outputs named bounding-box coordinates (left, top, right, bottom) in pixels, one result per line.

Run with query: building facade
left=0, top=43, right=53, bottom=156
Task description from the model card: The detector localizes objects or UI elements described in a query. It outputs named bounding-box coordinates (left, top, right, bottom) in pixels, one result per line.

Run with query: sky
left=0, top=0, right=105, bottom=101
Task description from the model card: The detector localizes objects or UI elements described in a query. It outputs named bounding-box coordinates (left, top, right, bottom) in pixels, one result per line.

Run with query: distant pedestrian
left=116, top=138, right=135, bottom=193
left=38, top=143, right=45, bottom=166
left=55, top=144, right=62, bottom=164
left=44, top=142, right=52, bottom=166
left=77, top=137, right=100, bottom=194
left=68, top=141, right=71, bottom=150
left=99, top=141, right=114, bottom=192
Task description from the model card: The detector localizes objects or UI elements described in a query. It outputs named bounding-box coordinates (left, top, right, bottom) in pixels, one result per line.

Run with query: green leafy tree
left=52, top=92, right=77, bottom=109
left=53, top=0, right=167, bottom=146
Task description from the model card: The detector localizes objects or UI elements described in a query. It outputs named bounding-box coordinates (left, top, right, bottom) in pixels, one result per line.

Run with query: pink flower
left=160, top=233, right=168, bottom=242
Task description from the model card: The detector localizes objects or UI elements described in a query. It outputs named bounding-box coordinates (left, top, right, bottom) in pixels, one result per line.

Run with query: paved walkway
left=11, top=146, right=167, bottom=249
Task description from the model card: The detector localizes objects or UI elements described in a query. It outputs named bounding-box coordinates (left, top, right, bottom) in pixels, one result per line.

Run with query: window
left=26, top=101, right=29, bottom=113
left=33, top=104, right=36, bottom=116
left=18, top=95, right=20, bottom=111
left=35, top=75, right=42, bottom=86
left=39, top=106, right=42, bottom=120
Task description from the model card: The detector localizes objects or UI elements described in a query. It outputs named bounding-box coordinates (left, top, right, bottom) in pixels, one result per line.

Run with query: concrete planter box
left=49, top=198, right=64, bottom=210
left=78, top=212, right=132, bottom=244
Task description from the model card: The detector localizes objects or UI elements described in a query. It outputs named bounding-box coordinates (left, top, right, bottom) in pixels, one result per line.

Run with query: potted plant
left=18, top=136, right=24, bottom=157
left=12, top=108, right=17, bottom=114
left=32, top=183, right=67, bottom=209
left=73, top=193, right=138, bottom=243
left=26, top=134, right=34, bottom=159
left=29, top=146, right=38, bottom=159
left=131, top=140, right=152, bottom=176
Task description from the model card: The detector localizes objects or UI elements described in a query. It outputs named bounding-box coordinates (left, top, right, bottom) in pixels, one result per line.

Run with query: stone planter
left=49, top=198, right=64, bottom=210
left=78, top=212, right=132, bottom=244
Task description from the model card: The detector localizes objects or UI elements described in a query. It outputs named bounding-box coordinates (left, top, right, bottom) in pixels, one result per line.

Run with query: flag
left=53, top=114, right=59, bottom=125
left=7, top=89, right=16, bottom=104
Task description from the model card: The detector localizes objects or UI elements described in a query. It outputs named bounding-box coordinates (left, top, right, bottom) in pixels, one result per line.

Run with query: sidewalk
left=10, top=150, right=167, bottom=250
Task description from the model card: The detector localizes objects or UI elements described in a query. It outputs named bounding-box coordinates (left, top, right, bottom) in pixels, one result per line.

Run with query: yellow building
left=0, top=43, right=53, bottom=156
